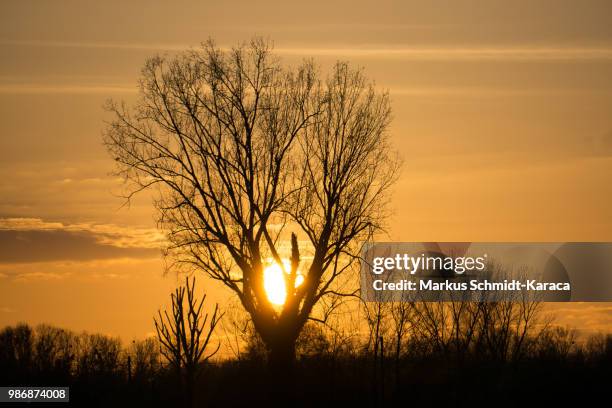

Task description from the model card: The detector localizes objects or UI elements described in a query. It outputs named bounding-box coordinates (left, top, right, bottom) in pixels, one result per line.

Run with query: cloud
left=275, top=46, right=612, bottom=61
left=0, top=218, right=63, bottom=231
left=3, top=39, right=612, bottom=61
left=0, top=39, right=188, bottom=52
left=0, top=84, right=137, bottom=95
left=0, top=217, right=164, bottom=263
left=0, top=218, right=164, bottom=248
left=545, top=303, right=612, bottom=336
left=12, top=271, right=72, bottom=283
left=581, top=131, right=612, bottom=158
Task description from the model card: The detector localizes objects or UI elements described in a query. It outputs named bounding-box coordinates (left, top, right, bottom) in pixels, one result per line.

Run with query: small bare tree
left=154, top=276, right=223, bottom=407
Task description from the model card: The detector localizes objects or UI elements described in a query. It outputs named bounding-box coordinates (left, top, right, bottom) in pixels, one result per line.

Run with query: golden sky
left=1, top=0, right=611, bottom=340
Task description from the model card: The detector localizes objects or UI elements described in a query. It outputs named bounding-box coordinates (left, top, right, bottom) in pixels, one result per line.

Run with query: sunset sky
left=1, top=0, right=611, bottom=341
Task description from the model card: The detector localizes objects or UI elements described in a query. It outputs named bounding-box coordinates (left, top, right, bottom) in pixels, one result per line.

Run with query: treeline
left=0, top=324, right=164, bottom=406
left=227, top=300, right=612, bottom=404
left=1, top=315, right=611, bottom=407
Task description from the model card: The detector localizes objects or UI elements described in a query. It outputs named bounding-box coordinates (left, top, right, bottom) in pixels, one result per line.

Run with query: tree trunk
left=268, top=335, right=296, bottom=373
left=184, top=368, right=195, bottom=408
left=395, top=334, right=401, bottom=390
left=266, top=334, right=297, bottom=403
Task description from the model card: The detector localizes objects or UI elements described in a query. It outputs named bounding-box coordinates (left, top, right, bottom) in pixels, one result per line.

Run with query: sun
left=263, top=259, right=304, bottom=306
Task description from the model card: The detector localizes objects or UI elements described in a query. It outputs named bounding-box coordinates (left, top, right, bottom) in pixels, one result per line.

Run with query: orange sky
left=0, top=0, right=611, bottom=341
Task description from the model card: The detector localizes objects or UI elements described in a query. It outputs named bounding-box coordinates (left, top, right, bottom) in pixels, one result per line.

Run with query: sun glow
left=263, top=259, right=304, bottom=306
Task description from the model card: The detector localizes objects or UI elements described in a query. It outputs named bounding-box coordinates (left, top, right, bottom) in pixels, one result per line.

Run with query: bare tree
left=154, top=276, right=223, bottom=407
left=389, top=292, right=414, bottom=386
left=219, top=298, right=251, bottom=361
left=104, top=37, right=400, bottom=369
left=128, top=338, right=161, bottom=383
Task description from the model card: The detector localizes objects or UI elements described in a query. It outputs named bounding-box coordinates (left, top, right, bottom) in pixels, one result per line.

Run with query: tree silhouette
left=104, top=37, right=400, bottom=369
left=154, top=276, right=222, bottom=407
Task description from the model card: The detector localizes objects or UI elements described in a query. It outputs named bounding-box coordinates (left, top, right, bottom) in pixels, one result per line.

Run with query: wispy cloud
left=0, top=39, right=188, bottom=51
left=275, top=46, right=612, bottom=60
left=13, top=271, right=72, bottom=283
left=0, top=218, right=164, bottom=249
left=390, top=87, right=612, bottom=97
left=0, top=218, right=64, bottom=231
left=3, top=39, right=612, bottom=60
left=0, top=218, right=165, bottom=263
left=545, top=303, right=612, bottom=336
left=0, top=84, right=136, bottom=94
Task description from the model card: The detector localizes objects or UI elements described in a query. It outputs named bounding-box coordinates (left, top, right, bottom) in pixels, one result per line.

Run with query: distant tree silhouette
left=154, top=276, right=222, bottom=407
left=104, top=37, right=400, bottom=370
left=34, top=324, right=74, bottom=381
left=128, top=338, right=161, bottom=383
left=389, top=293, right=414, bottom=387
left=0, top=324, right=33, bottom=381
left=74, top=333, right=122, bottom=380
